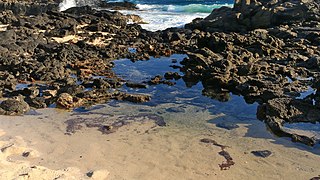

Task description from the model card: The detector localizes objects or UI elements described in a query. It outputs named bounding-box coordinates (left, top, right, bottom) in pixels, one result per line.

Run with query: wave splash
left=59, top=0, right=232, bottom=13
left=137, top=3, right=232, bottom=13
left=59, top=0, right=76, bottom=11
left=58, top=0, right=232, bottom=31
left=59, top=0, right=99, bottom=11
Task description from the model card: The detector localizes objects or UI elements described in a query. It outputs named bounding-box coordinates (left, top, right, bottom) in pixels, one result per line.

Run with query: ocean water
left=107, top=0, right=233, bottom=31
left=60, top=0, right=233, bottom=31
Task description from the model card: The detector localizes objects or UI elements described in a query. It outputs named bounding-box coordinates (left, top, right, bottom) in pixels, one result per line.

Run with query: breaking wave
left=137, top=3, right=231, bottom=13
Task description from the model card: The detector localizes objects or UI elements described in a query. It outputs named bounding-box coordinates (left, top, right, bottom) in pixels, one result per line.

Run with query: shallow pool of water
left=111, top=54, right=320, bottom=149
left=113, top=54, right=258, bottom=121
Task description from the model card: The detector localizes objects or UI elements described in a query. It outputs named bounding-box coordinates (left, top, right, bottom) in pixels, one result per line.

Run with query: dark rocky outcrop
left=0, top=4, right=155, bottom=115
left=180, top=0, right=320, bottom=145
left=99, top=1, right=138, bottom=10
left=0, top=96, right=30, bottom=115
left=257, top=98, right=320, bottom=145
left=186, top=0, right=320, bottom=32
left=0, top=0, right=59, bottom=16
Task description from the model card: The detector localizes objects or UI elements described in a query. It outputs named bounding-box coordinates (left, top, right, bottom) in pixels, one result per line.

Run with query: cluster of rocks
left=0, top=2, right=156, bottom=115
left=0, top=0, right=319, bottom=145
left=257, top=98, right=320, bottom=146
left=0, top=0, right=60, bottom=16
left=179, top=0, right=320, bottom=145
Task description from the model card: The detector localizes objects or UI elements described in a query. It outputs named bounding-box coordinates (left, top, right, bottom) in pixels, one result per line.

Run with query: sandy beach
left=1, top=102, right=319, bottom=179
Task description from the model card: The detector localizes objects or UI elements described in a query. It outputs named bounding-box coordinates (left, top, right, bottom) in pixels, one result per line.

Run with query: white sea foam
left=120, top=5, right=218, bottom=31
left=59, top=0, right=76, bottom=11
left=126, top=10, right=209, bottom=31
left=137, top=3, right=232, bottom=13
left=123, top=3, right=232, bottom=31
left=59, top=0, right=232, bottom=31
left=59, top=0, right=99, bottom=11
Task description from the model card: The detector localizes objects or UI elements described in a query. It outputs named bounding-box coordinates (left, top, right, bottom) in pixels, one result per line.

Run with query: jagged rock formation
left=182, top=0, right=320, bottom=145
left=0, top=0, right=60, bottom=15
left=186, top=0, right=320, bottom=32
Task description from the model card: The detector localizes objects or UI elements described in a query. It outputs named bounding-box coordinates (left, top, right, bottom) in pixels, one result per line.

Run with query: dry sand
left=0, top=102, right=319, bottom=180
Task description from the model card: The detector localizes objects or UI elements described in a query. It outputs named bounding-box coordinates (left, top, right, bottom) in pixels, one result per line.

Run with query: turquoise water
left=113, top=0, right=234, bottom=5
left=114, top=0, right=233, bottom=13
left=60, top=0, right=233, bottom=30
left=106, top=0, right=233, bottom=31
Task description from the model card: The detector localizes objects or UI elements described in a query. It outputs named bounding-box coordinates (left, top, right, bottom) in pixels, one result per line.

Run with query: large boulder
left=56, top=93, right=84, bottom=109
left=0, top=96, right=30, bottom=115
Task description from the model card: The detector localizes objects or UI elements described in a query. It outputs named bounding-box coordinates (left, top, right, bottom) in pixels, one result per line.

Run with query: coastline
left=0, top=0, right=320, bottom=179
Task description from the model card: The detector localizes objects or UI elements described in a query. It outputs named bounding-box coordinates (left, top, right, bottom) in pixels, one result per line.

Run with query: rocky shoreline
left=0, top=0, right=319, bottom=146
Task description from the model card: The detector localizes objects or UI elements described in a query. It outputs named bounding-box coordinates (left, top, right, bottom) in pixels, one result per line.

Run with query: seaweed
left=200, top=138, right=235, bottom=170
left=218, top=150, right=235, bottom=170
left=200, top=138, right=229, bottom=150
left=65, top=113, right=166, bottom=135
left=1, top=143, right=14, bottom=152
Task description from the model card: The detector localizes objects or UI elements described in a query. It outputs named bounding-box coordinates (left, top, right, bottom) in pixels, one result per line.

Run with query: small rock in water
left=155, top=117, right=166, bottom=127
left=251, top=150, right=272, bottom=158
left=125, top=82, right=148, bottom=89
left=166, top=107, right=185, bottom=113
left=216, top=122, right=240, bottom=130
left=200, top=138, right=218, bottom=144
left=119, top=93, right=151, bottom=103
left=138, top=109, right=152, bottom=112
left=108, top=101, right=120, bottom=107
left=164, top=72, right=181, bottom=80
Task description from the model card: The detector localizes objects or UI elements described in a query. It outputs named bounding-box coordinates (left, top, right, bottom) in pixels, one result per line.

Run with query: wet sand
left=0, top=102, right=319, bottom=180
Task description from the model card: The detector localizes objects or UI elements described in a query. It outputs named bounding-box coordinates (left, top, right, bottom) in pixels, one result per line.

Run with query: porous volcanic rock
left=0, top=96, right=30, bottom=115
